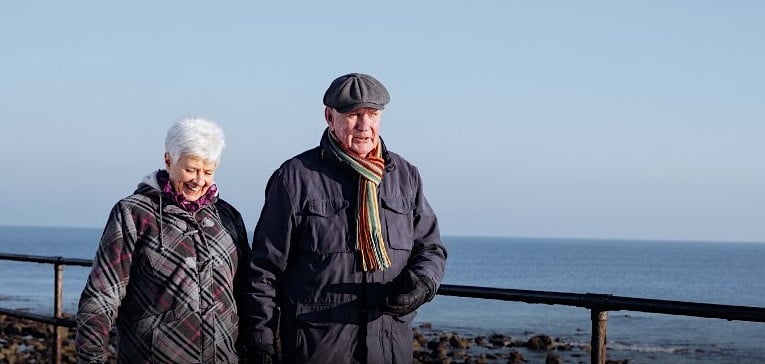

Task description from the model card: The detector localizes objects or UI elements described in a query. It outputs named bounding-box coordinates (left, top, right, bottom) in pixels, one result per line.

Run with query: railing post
left=590, top=308, right=608, bottom=364
left=53, top=258, right=64, bottom=364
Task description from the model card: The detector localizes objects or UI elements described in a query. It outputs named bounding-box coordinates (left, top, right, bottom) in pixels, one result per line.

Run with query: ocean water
left=1, top=226, right=764, bottom=363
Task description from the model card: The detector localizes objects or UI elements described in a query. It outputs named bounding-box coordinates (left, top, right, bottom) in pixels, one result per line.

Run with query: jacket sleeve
left=75, top=202, right=137, bottom=363
left=243, top=170, right=296, bottom=349
left=215, top=198, right=252, bottom=350
left=408, top=167, right=448, bottom=291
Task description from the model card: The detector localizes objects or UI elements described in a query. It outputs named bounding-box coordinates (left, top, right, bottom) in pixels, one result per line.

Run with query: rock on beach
left=412, top=324, right=595, bottom=364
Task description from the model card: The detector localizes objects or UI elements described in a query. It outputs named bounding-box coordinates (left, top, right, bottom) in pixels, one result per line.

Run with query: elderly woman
left=76, top=117, right=249, bottom=363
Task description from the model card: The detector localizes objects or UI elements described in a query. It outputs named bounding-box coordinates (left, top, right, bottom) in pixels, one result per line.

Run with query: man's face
left=326, top=107, right=382, bottom=158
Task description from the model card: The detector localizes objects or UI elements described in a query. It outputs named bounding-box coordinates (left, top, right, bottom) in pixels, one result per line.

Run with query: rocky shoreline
left=410, top=322, right=633, bottom=364
left=1, top=312, right=632, bottom=364
left=0, top=313, right=115, bottom=364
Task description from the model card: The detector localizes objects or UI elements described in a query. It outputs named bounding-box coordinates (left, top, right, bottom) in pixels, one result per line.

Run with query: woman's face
left=165, top=154, right=217, bottom=202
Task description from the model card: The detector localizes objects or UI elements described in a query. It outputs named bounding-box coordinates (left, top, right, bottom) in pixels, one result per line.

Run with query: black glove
left=380, top=269, right=436, bottom=317
left=246, top=343, right=274, bottom=364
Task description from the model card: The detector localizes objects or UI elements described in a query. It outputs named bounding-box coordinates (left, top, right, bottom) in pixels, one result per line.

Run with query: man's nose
left=356, top=114, right=372, bottom=129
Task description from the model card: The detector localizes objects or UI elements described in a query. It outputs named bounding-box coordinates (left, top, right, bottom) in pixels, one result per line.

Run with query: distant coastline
left=2, top=224, right=763, bottom=245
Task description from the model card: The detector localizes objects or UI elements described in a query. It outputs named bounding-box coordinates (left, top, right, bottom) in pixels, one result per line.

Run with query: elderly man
left=244, top=73, right=447, bottom=364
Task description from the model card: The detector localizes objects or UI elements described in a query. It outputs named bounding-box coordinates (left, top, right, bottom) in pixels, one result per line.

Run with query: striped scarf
left=327, top=131, right=391, bottom=271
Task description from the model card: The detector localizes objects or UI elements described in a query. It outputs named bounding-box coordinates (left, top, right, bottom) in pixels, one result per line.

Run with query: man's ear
left=324, top=107, right=333, bottom=126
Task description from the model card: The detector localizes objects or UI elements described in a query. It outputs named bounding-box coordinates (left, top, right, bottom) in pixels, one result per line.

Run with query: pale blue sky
left=1, top=1, right=763, bottom=242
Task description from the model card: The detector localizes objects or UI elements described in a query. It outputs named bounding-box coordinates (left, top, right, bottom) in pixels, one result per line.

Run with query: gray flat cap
left=323, top=73, right=390, bottom=113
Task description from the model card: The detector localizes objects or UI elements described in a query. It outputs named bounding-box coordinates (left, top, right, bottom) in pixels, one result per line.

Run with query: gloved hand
left=380, top=269, right=436, bottom=317
left=246, top=343, right=274, bottom=364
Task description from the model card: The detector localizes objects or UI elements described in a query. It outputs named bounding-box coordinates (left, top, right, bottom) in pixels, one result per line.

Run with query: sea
left=0, top=225, right=763, bottom=363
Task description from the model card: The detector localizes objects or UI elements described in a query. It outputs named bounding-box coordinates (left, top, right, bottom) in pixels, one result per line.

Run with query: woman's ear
left=164, top=152, right=172, bottom=169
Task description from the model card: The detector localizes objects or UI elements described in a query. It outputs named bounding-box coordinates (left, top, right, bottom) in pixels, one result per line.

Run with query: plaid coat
left=76, top=171, right=250, bottom=364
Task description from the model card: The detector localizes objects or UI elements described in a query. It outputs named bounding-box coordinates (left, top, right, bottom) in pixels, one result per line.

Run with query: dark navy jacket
left=245, top=130, right=447, bottom=363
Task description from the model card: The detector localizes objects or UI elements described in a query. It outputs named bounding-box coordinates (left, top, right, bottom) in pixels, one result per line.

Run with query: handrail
left=0, top=306, right=76, bottom=327
left=0, top=252, right=90, bottom=364
left=437, top=284, right=765, bottom=322
left=0, top=252, right=92, bottom=266
left=2, top=252, right=765, bottom=364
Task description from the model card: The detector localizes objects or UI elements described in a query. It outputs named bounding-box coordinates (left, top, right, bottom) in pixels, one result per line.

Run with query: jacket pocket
left=380, top=196, right=415, bottom=251
left=120, top=310, right=190, bottom=363
left=152, top=310, right=202, bottom=363
left=291, top=304, right=353, bottom=364
left=301, top=199, right=352, bottom=253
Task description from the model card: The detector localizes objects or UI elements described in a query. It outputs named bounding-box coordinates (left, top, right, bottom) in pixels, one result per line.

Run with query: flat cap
left=323, top=73, right=390, bottom=113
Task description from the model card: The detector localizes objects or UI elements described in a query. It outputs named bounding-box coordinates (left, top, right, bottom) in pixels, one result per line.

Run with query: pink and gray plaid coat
left=76, top=171, right=250, bottom=364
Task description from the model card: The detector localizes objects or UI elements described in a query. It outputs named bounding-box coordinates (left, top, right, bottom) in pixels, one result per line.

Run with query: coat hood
left=135, top=170, right=163, bottom=197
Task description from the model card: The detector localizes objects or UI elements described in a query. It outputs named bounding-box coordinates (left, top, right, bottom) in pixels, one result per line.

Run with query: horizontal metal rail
left=0, top=252, right=90, bottom=363
left=0, top=252, right=87, bottom=330
left=437, top=284, right=765, bottom=322
left=0, top=306, right=76, bottom=327
left=0, top=252, right=92, bottom=267
left=2, top=252, right=765, bottom=364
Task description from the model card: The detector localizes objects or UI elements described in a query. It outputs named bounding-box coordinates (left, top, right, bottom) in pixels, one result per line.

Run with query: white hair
left=164, top=116, right=225, bottom=164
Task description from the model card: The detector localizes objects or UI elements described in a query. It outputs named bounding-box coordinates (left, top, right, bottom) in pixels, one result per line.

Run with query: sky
left=1, top=1, right=763, bottom=243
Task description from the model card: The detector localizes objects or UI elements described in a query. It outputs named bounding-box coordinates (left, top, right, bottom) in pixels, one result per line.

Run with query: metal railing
left=2, top=252, right=765, bottom=364
left=436, top=285, right=765, bottom=363
left=0, top=253, right=89, bottom=364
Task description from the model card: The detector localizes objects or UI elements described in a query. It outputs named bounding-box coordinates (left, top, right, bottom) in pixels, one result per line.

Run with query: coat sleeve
left=214, top=198, right=252, bottom=350
left=407, top=166, right=448, bottom=291
left=243, top=170, right=296, bottom=348
left=75, top=202, right=138, bottom=363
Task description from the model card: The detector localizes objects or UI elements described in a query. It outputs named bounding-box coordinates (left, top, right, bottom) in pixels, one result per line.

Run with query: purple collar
left=157, top=170, right=217, bottom=213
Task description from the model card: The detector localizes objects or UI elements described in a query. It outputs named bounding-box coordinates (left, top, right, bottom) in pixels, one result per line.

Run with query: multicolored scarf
left=327, top=132, right=391, bottom=271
